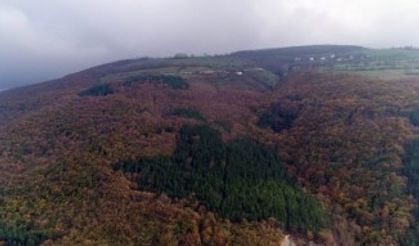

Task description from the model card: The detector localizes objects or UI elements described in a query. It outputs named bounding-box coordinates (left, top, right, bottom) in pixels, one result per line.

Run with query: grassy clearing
left=335, top=69, right=419, bottom=80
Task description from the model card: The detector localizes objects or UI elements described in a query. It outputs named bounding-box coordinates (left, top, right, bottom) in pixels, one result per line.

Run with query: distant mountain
left=1, top=45, right=419, bottom=245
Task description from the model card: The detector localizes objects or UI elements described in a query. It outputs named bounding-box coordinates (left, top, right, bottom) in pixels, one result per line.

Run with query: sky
left=1, top=0, right=419, bottom=90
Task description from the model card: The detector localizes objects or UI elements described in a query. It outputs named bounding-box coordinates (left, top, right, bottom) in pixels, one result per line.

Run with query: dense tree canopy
left=115, top=124, right=329, bottom=233
left=0, top=220, right=53, bottom=246
left=258, top=103, right=299, bottom=132
left=400, top=139, right=419, bottom=245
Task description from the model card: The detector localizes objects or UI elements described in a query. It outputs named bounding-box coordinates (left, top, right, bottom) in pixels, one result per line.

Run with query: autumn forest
left=2, top=45, right=419, bottom=245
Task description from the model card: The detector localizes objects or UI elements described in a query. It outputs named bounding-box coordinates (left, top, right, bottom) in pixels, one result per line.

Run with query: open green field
left=335, top=69, right=419, bottom=80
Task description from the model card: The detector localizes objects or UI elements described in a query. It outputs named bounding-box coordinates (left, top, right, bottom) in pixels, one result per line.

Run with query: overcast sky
left=1, top=0, right=419, bottom=90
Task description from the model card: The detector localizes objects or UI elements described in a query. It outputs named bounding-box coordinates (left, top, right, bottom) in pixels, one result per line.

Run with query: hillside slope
left=2, top=45, right=419, bottom=245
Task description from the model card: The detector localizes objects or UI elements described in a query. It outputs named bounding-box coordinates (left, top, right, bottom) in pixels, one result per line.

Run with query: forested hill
left=2, top=45, right=419, bottom=245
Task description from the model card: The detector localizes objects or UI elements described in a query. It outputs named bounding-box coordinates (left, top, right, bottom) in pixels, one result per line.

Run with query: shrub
left=409, top=109, right=419, bottom=126
left=79, top=83, right=114, bottom=97
left=168, top=108, right=206, bottom=121
left=124, top=74, right=189, bottom=89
